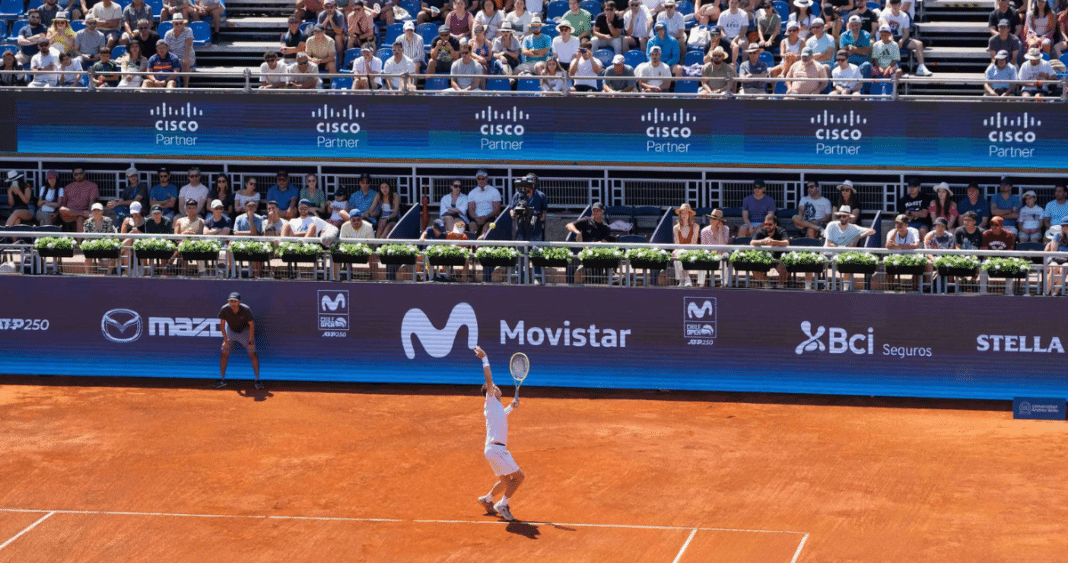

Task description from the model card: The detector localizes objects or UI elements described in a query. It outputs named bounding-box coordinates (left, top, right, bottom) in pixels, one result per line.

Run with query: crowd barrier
left=0, top=274, right=1065, bottom=400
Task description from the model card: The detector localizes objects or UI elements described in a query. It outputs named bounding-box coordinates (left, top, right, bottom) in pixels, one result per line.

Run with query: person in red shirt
left=981, top=215, right=1016, bottom=251
left=58, top=166, right=100, bottom=232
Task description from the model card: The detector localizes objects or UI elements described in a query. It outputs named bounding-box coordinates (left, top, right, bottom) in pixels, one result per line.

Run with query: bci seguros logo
left=796, top=321, right=932, bottom=358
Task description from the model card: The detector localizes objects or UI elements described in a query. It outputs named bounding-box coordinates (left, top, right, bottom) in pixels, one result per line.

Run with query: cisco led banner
left=1, top=276, right=1067, bottom=400
left=4, top=91, right=1067, bottom=170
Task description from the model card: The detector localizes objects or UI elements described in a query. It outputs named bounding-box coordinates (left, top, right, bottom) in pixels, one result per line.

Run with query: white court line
left=0, top=511, right=55, bottom=551
left=0, top=508, right=809, bottom=536
left=790, top=532, right=810, bottom=563
left=670, top=528, right=698, bottom=563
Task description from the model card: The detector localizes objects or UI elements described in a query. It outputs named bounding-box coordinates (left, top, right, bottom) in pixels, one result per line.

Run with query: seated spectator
left=672, top=203, right=702, bottom=286
left=789, top=0, right=816, bottom=40
left=16, top=10, right=48, bottom=67
left=569, top=40, right=602, bottom=91
left=592, top=1, right=624, bottom=54
left=123, top=19, right=160, bottom=61
left=0, top=52, right=27, bottom=87
left=5, top=174, right=33, bottom=227
left=317, top=0, right=346, bottom=50
left=106, top=167, right=148, bottom=221
left=954, top=211, right=983, bottom=250
left=288, top=52, right=323, bottom=88
left=1023, top=0, right=1055, bottom=53
left=446, top=0, right=474, bottom=41
left=58, top=167, right=99, bottom=232
left=770, top=21, right=803, bottom=78
left=804, top=17, right=835, bottom=64
left=262, top=200, right=286, bottom=236
left=505, top=0, right=533, bottom=39
left=476, top=0, right=504, bottom=40
left=552, top=21, right=581, bottom=67
left=622, top=0, right=653, bottom=52
left=144, top=205, right=173, bottom=234
left=428, top=25, right=461, bottom=74
left=144, top=39, right=181, bottom=88
left=439, top=179, right=469, bottom=232
left=149, top=167, right=178, bottom=218
left=717, top=0, right=749, bottom=43
left=879, top=0, right=930, bottom=75
left=91, top=0, right=124, bottom=50
left=984, top=49, right=1017, bottom=96
left=260, top=50, right=288, bottom=88
left=339, top=208, right=375, bottom=238
left=377, top=0, right=412, bottom=27
left=657, top=0, right=686, bottom=53
left=534, top=54, right=566, bottom=91
left=450, top=43, right=485, bottom=90
left=179, top=167, right=209, bottom=214
left=1044, top=217, right=1068, bottom=295
left=753, top=1, right=780, bottom=51
left=370, top=182, right=401, bottom=237
left=163, top=15, right=196, bottom=87
left=296, top=0, right=325, bottom=22
left=469, top=24, right=502, bottom=75
left=794, top=181, right=833, bottom=238
left=235, top=177, right=262, bottom=210
left=635, top=45, right=672, bottom=91
left=562, top=0, right=593, bottom=40
left=830, top=180, right=862, bottom=224
left=824, top=206, right=875, bottom=246
left=116, top=40, right=149, bottom=88
left=35, top=170, right=63, bottom=226
left=839, top=16, right=872, bottom=74
left=281, top=199, right=340, bottom=247
left=347, top=173, right=377, bottom=226
left=233, top=200, right=264, bottom=235
left=39, top=0, right=63, bottom=27
left=988, top=18, right=1022, bottom=63
left=870, top=24, right=902, bottom=79
left=382, top=40, right=416, bottom=90
left=749, top=213, right=790, bottom=283
left=738, top=44, right=770, bottom=95
left=268, top=170, right=300, bottom=218
left=493, top=22, right=522, bottom=72
left=956, top=182, right=990, bottom=228
left=48, top=12, right=77, bottom=56
left=929, top=182, right=959, bottom=230
left=647, top=22, right=680, bottom=73
left=981, top=215, right=1016, bottom=250
left=75, top=17, right=106, bottom=69
left=701, top=46, right=736, bottom=94
left=210, top=174, right=235, bottom=217
left=122, top=0, right=153, bottom=40
left=279, top=17, right=307, bottom=61
left=174, top=198, right=205, bottom=234
left=90, top=46, right=121, bottom=87
left=924, top=217, right=955, bottom=250
left=990, top=176, right=1020, bottom=235
left=467, top=170, right=501, bottom=237
left=83, top=202, right=117, bottom=234
left=27, top=38, right=59, bottom=88
left=420, top=218, right=448, bottom=241
left=700, top=208, right=731, bottom=252
left=830, top=49, right=862, bottom=95
left=326, top=190, right=348, bottom=227
left=120, top=201, right=146, bottom=262
left=1043, top=183, right=1068, bottom=231
left=1018, top=190, right=1044, bottom=243
left=784, top=46, right=828, bottom=95
left=299, top=173, right=328, bottom=217
left=705, top=27, right=736, bottom=66
left=398, top=21, right=426, bottom=74
left=886, top=213, right=920, bottom=249
left=352, top=44, right=383, bottom=89
left=694, top=0, right=722, bottom=26
left=738, top=179, right=776, bottom=237
left=305, top=24, right=337, bottom=74
left=988, top=0, right=1021, bottom=38
left=603, top=53, right=636, bottom=92
left=1019, top=47, right=1055, bottom=98
left=897, top=178, right=930, bottom=238
left=161, top=0, right=194, bottom=23
left=204, top=199, right=233, bottom=235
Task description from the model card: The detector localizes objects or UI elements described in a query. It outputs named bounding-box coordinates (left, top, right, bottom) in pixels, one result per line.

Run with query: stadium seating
left=376, top=47, right=392, bottom=62
left=676, top=0, right=694, bottom=16
left=146, top=0, right=163, bottom=20
left=546, top=0, right=568, bottom=21
left=516, top=77, right=540, bottom=91
left=579, top=0, right=602, bottom=16
left=416, top=23, right=437, bottom=52
left=398, top=0, right=421, bottom=19
left=592, top=48, right=613, bottom=68
left=383, top=22, right=404, bottom=46
left=791, top=237, right=822, bottom=247
left=343, top=48, right=360, bottom=68
left=191, top=21, right=211, bottom=46
left=485, top=77, right=511, bottom=91
left=111, top=45, right=127, bottom=59
left=623, top=49, right=646, bottom=67
left=675, top=78, right=699, bottom=93
left=683, top=49, right=703, bottom=66
left=773, top=1, right=789, bottom=26
left=70, top=19, right=86, bottom=31
left=758, top=50, right=774, bottom=68
left=732, top=236, right=752, bottom=245
left=157, top=21, right=173, bottom=37
left=0, top=0, right=22, bottom=20
left=618, top=234, right=648, bottom=243
left=424, top=76, right=449, bottom=90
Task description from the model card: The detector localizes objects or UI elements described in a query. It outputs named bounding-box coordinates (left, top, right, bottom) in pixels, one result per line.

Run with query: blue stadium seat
left=1060, top=53, right=1068, bottom=67
left=546, top=0, right=568, bottom=21
left=416, top=22, right=437, bottom=51
left=516, top=77, right=540, bottom=91
left=606, top=205, right=634, bottom=221
left=190, top=21, right=211, bottom=45
left=811, top=2, right=820, bottom=15
left=773, top=0, right=789, bottom=23
left=869, top=79, right=892, bottom=97
left=675, top=78, right=699, bottom=93
left=683, top=49, right=703, bottom=66
left=343, top=47, right=360, bottom=68
left=0, top=43, right=15, bottom=56
left=623, top=49, right=646, bottom=67
left=111, top=45, right=127, bottom=59
left=773, top=79, right=787, bottom=95
left=156, top=21, right=172, bottom=37
left=383, top=22, right=404, bottom=45
left=618, top=234, right=647, bottom=243
left=676, top=0, right=694, bottom=15
left=866, top=0, right=881, bottom=9
left=485, top=77, right=511, bottom=90
left=0, top=0, right=22, bottom=19
left=398, top=0, right=420, bottom=19
left=579, top=0, right=601, bottom=16
left=733, top=236, right=752, bottom=245
left=70, top=19, right=86, bottom=32
left=146, top=0, right=163, bottom=20
left=541, top=24, right=558, bottom=38
left=759, top=50, right=774, bottom=67
left=7, top=19, right=24, bottom=41
left=376, top=47, right=392, bottom=62
left=300, top=21, right=314, bottom=35
left=424, top=76, right=449, bottom=90
left=25, top=0, right=44, bottom=11
left=592, top=47, right=613, bottom=68
left=330, top=75, right=353, bottom=89
left=791, top=237, right=822, bottom=247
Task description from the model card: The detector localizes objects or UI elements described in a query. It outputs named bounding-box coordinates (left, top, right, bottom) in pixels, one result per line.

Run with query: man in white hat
left=163, top=13, right=196, bottom=86
left=804, top=16, right=835, bottom=63
left=399, top=20, right=426, bottom=73
left=106, top=167, right=149, bottom=221
left=983, top=49, right=1017, bottom=96
left=602, top=53, right=636, bottom=92
left=1018, top=48, right=1055, bottom=98
left=824, top=205, right=875, bottom=247
left=467, top=169, right=501, bottom=237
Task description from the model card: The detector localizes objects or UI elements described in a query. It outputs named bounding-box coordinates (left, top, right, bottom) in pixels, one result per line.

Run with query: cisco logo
left=477, top=105, right=528, bottom=136
left=642, top=108, right=696, bottom=139
left=811, top=110, right=867, bottom=141
left=984, top=112, right=1040, bottom=143
left=683, top=297, right=717, bottom=345
left=401, top=303, right=479, bottom=359
left=313, top=104, right=365, bottom=134
left=151, top=102, right=203, bottom=132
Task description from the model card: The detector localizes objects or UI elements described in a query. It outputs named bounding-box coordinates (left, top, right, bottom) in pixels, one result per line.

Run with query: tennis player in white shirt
left=474, top=345, right=525, bottom=522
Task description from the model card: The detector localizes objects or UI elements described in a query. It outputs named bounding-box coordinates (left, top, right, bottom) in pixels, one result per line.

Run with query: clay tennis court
left=0, top=375, right=1063, bottom=562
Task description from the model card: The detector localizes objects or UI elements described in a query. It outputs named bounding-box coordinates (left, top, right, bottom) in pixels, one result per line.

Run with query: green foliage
left=577, top=246, right=623, bottom=260
left=678, top=249, right=722, bottom=264
left=133, top=238, right=176, bottom=252
left=982, top=257, right=1030, bottom=275
left=79, top=238, right=122, bottom=252
left=178, top=239, right=222, bottom=253
left=882, top=253, right=929, bottom=267
left=529, top=246, right=571, bottom=261
left=475, top=246, right=520, bottom=260
left=34, top=236, right=76, bottom=250
left=333, top=242, right=373, bottom=256
left=425, top=243, right=470, bottom=259
left=229, top=239, right=272, bottom=255
left=625, top=247, right=671, bottom=264
left=933, top=254, right=980, bottom=270
left=834, top=251, right=878, bottom=266
left=728, top=249, right=774, bottom=265
left=780, top=250, right=827, bottom=267
left=377, top=243, right=419, bottom=257
left=276, top=241, right=322, bottom=256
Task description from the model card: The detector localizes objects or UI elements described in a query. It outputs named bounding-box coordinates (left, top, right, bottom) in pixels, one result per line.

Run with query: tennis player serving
left=474, top=345, right=525, bottom=522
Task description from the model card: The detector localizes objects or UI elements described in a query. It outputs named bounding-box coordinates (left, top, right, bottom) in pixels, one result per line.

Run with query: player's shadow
left=237, top=388, right=274, bottom=402
left=505, top=521, right=541, bottom=539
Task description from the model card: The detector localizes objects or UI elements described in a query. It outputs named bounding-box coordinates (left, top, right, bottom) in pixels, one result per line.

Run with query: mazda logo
left=101, top=309, right=143, bottom=343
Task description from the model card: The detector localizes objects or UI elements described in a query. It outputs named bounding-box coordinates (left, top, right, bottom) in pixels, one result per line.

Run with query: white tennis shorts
left=484, top=444, right=520, bottom=476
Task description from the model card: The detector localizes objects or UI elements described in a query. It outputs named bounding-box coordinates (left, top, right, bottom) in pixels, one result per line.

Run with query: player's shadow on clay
left=506, top=522, right=540, bottom=539
left=237, top=388, right=274, bottom=402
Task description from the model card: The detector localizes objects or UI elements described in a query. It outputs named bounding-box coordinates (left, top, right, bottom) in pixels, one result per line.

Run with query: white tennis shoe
left=494, top=502, right=515, bottom=521
left=478, top=496, right=496, bottom=514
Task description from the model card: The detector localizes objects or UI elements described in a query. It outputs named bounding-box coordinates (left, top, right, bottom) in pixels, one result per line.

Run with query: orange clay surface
left=0, top=375, right=1065, bottom=562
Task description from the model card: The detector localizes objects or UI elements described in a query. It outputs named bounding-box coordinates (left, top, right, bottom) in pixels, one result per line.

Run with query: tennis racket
left=509, top=352, right=529, bottom=401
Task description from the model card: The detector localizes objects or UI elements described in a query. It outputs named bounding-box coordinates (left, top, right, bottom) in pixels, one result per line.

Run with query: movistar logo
left=686, top=300, right=715, bottom=319
left=321, top=293, right=347, bottom=311
left=401, top=303, right=479, bottom=359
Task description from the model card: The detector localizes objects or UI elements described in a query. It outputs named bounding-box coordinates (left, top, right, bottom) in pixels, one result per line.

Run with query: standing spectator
left=174, top=198, right=205, bottom=234
left=784, top=46, right=828, bottom=94
left=305, top=24, right=337, bottom=74
left=954, top=211, right=983, bottom=250
left=91, top=0, right=124, bottom=50
left=988, top=19, right=1022, bottom=63
left=144, top=39, right=181, bottom=88
left=794, top=180, right=833, bottom=238
left=830, top=49, right=862, bottom=95
left=672, top=203, right=701, bottom=286
left=268, top=170, right=299, bottom=219
left=352, top=44, right=383, bottom=89
left=259, top=50, right=289, bottom=88
left=700, top=46, right=736, bottom=94
left=16, top=10, right=49, bottom=67
left=450, top=42, right=485, bottom=90
left=505, top=0, right=533, bottom=39
left=886, top=213, right=920, bottom=249
left=178, top=167, right=210, bottom=214
left=383, top=39, right=416, bottom=90
left=897, top=178, right=930, bottom=239
left=990, top=176, right=1020, bottom=235
left=879, top=0, right=931, bottom=75
left=739, top=179, right=776, bottom=237
left=122, top=0, right=153, bottom=40
left=1019, top=47, right=1055, bottom=97
left=1043, top=184, right=1068, bottom=231
left=834, top=180, right=862, bottom=224
left=125, top=19, right=160, bottom=60
left=738, top=43, right=769, bottom=94
left=569, top=40, right=602, bottom=91
left=824, top=206, right=875, bottom=246
left=924, top=217, right=955, bottom=249
left=204, top=200, right=233, bottom=236
left=58, top=166, right=99, bottom=232
left=164, top=15, right=196, bottom=87
left=988, top=0, right=1022, bottom=37
left=928, top=182, right=959, bottom=230
left=150, top=167, right=178, bottom=218
left=35, top=170, right=63, bottom=226
left=75, top=17, right=107, bottom=69
left=805, top=17, right=835, bottom=63
left=636, top=45, right=672, bottom=90
left=623, top=0, right=653, bottom=52
left=399, top=21, right=426, bottom=74
left=279, top=16, right=307, bottom=61
left=603, top=53, right=636, bottom=92
left=956, top=182, right=990, bottom=228
left=90, top=46, right=121, bottom=87
left=106, top=167, right=149, bottom=221
left=1018, top=190, right=1044, bottom=243
left=592, top=0, right=625, bottom=54
left=467, top=170, right=502, bottom=237
left=552, top=21, right=581, bottom=67
left=981, top=215, right=1016, bottom=250
left=439, top=179, right=469, bottom=232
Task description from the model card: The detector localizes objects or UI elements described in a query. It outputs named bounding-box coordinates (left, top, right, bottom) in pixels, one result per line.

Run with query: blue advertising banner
left=4, top=92, right=1066, bottom=171
left=1, top=276, right=1067, bottom=400
left=1013, top=397, right=1067, bottom=420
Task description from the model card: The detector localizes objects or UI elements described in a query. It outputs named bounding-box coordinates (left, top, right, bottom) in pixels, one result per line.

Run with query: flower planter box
left=180, top=251, right=220, bottom=262
left=280, top=252, right=320, bottom=263
left=427, top=255, right=469, bottom=267
left=531, top=257, right=570, bottom=268
left=331, top=253, right=371, bottom=264
left=478, top=257, right=518, bottom=269
left=378, top=254, right=417, bottom=266
left=681, top=260, right=721, bottom=270
left=985, top=270, right=1028, bottom=279
left=36, top=248, right=75, bottom=258
left=885, top=265, right=927, bottom=276
left=730, top=261, right=774, bottom=273
left=785, top=263, right=826, bottom=274
left=580, top=258, right=620, bottom=270
left=136, top=249, right=175, bottom=261
left=82, top=248, right=121, bottom=260
left=232, top=251, right=273, bottom=263
left=937, top=266, right=978, bottom=277
left=629, top=259, right=669, bottom=270
left=836, top=263, right=878, bottom=275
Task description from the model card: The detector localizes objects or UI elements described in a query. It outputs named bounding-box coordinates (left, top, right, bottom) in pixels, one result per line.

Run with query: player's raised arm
left=474, top=345, right=493, bottom=387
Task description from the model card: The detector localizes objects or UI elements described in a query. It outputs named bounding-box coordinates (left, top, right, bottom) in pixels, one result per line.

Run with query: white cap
left=125, top=166, right=138, bottom=176
left=848, top=15, right=861, bottom=23
left=612, top=54, right=625, bottom=64
left=403, top=20, right=415, bottom=30
left=211, top=199, right=224, bottom=209
left=811, top=17, right=825, bottom=25
left=91, top=202, right=104, bottom=211
left=878, top=24, right=891, bottom=33
left=130, top=201, right=143, bottom=213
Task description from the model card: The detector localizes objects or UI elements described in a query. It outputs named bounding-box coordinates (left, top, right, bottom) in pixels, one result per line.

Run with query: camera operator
left=509, top=173, right=547, bottom=241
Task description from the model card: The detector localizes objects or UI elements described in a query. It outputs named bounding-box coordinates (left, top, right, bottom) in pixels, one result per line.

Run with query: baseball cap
left=158, top=166, right=169, bottom=173
left=994, top=49, right=1009, bottom=60
left=46, top=170, right=58, bottom=179
left=125, top=167, right=138, bottom=176
left=476, top=169, right=489, bottom=178
left=185, top=198, right=198, bottom=206
left=403, top=20, right=415, bottom=30
left=649, top=45, right=662, bottom=53
left=1023, top=190, right=1037, bottom=198
left=878, top=24, right=891, bottom=32
left=753, top=179, right=766, bottom=187
left=211, top=199, right=224, bottom=209
left=709, top=25, right=722, bottom=34
left=907, top=177, right=921, bottom=187
left=438, top=24, right=449, bottom=33
left=91, top=202, right=104, bottom=211
left=997, top=18, right=1010, bottom=27
left=1000, top=175, right=1012, bottom=185
left=848, top=14, right=861, bottom=23
left=786, top=21, right=800, bottom=30
left=591, top=202, right=605, bottom=210
left=933, top=217, right=948, bottom=226
left=157, top=38, right=168, bottom=47
left=811, top=17, right=824, bottom=26
left=351, top=208, right=363, bottom=217
left=312, top=24, right=324, bottom=32
left=298, top=198, right=311, bottom=206
left=130, top=201, right=143, bottom=214
left=150, top=205, right=162, bottom=213
left=801, top=46, right=814, bottom=56
left=612, top=54, right=625, bottom=64
left=228, top=292, right=241, bottom=301
left=1061, top=216, right=1068, bottom=226
left=433, top=218, right=445, bottom=230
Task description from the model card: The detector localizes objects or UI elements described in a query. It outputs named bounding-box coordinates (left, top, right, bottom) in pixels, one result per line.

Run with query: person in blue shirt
left=521, top=18, right=551, bottom=71
left=989, top=176, right=1021, bottom=235
left=955, top=182, right=990, bottom=229
left=267, top=169, right=299, bottom=219
left=647, top=22, right=680, bottom=69
left=233, top=200, right=264, bottom=235
left=149, top=167, right=178, bottom=219
left=838, top=15, right=872, bottom=78
left=144, top=39, right=181, bottom=89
